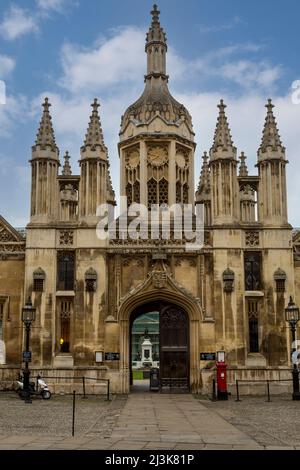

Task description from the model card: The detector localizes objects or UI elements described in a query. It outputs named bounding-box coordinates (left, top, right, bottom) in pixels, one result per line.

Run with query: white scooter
left=17, top=374, right=52, bottom=400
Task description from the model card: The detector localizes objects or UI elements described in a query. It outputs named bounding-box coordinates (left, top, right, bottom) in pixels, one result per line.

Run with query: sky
left=0, top=0, right=300, bottom=226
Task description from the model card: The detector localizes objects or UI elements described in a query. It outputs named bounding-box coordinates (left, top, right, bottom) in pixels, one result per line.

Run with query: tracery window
left=244, top=252, right=261, bottom=291
left=57, top=251, right=75, bottom=291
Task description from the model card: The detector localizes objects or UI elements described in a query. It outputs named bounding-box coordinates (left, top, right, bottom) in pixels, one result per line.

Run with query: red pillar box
left=216, top=350, right=228, bottom=400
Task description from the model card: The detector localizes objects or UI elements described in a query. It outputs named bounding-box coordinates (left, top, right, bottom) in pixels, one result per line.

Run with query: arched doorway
left=130, top=301, right=189, bottom=392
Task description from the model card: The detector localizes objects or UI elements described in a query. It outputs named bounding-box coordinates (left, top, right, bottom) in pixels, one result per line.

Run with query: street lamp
left=21, top=297, right=36, bottom=403
left=285, top=296, right=300, bottom=401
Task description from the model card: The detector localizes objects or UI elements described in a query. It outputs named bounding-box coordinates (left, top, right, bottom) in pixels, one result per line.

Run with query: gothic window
left=176, top=182, right=181, bottom=204
left=57, top=251, right=75, bottom=291
left=85, top=268, right=97, bottom=292
left=148, top=178, right=157, bottom=208
left=60, top=299, right=72, bottom=353
left=244, top=252, right=261, bottom=291
left=248, top=299, right=259, bottom=353
left=183, top=184, right=189, bottom=204
left=133, top=181, right=140, bottom=204
left=33, top=268, right=46, bottom=292
left=126, top=183, right=133, bottom=207
left=274, top=268, right=286, bottom=293
left=176, top=182, right=189, bottom=204
left=159, top=178, right=168, bottom=206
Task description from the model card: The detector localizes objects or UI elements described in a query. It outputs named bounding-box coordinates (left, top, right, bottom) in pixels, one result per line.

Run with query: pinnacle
left=107, top=164, right=116, bottom=204
left=34, top=97, right=57, bottom=152
left=82, top=99, right=106, bottom=151
left=62, top=151, right=72, bottom=176
left=259, top=99, right=285, bottom=154
left=146, top=3, right=166, bottom=47
left=197, top=151, right=211, bottom=196
left=239, top=152, right=248, bottom=177
left=151, top=4, right=160, bottom=23
left=211, top=100, right=235, bottom=154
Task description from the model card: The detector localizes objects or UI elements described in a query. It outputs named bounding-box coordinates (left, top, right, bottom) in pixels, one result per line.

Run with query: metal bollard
left=107, top=379, right=110, bottom=401
left=72, top=390, right=76, bottom=437
left=235, top=380, right=241, bottom=402
left=82, top=377, right=87, bottom=399
left=212, top=378, right=217, bottom=401
left=267, top=380, right=271, bottom=402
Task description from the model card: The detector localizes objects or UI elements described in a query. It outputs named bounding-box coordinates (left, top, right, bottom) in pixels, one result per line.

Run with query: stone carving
left=245, top=231, right=260, bottom=247
left=0, top=244, right=25, bottom=253
left=0, top=226, right=16, bottom=242
left=175, top=257, right=197, bottom=267
left=152, top=271, right=167, bottom=289
left=122, top=257, right=144, bottom=268
left=59, top=230, right=74, bottom=246
left=223, top=268, right=235, bottom=293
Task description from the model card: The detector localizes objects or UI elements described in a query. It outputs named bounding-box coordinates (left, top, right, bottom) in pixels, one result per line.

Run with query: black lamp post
left=21, top=297, right=36, bottom=403
left=285, top=296, right=300, bottom=401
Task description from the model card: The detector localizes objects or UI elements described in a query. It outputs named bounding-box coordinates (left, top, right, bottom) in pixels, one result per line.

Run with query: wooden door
left=160, top=305, right=189, bottom=390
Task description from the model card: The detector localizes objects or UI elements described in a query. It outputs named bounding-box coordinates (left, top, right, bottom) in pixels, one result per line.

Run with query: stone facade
left=0, top=5, right=299, bottom=394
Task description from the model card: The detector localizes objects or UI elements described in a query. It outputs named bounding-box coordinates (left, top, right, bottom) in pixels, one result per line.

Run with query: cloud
left=36, top=0, right=78, bottom=15
left=0, top=54, right=16, bottom=77
left=0, top=6, right=38, bottom=41
left=220, top=60, right=282, bottom=89
left=60, top=27, right=146, bottom=93
left=0, top=94, right=29, bottom=137
left=198, top=16, right=242, bottom=34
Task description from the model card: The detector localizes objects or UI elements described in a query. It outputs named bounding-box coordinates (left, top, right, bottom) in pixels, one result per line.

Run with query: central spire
left=145, top=4, right=168, bottom=80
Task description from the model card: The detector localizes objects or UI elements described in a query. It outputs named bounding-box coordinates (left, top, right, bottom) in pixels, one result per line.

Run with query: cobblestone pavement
left=0, top=392, right=299, bottom=449
left=201, top=395, right=300, bottom=449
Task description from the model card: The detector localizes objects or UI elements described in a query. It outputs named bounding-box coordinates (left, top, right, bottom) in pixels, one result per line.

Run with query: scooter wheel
left=42, top=390, right=51, bottom=400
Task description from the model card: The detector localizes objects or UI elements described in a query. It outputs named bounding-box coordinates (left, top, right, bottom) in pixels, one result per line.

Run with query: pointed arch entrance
left=130, top=301, right=189, bottom=391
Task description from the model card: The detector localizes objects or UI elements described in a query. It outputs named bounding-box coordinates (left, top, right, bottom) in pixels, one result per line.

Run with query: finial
left=266, top=98, right=274, bottom=110
left=33, top=97, right=58, bottom=153
left=218, top=99, right=226, bottom=111
left=62, top=151, right=72, bottom=176
left=258, top=99, right=285, bottom=156
left=42, top=97, right=50, bottom=110
left=151, top=4, right=160, bottom=23
left=82, top=98, right=106, bottom=152
left=211, top=99, right=235, bottom=155
left=92, top=98, right=100, bottom=113
left=239, top=152, right=248, bottom=177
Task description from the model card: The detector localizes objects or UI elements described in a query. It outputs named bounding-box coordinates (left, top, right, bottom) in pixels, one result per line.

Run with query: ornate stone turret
left=119, top=5, right=195, bottom=212
left=62, top=151, right=72, bottom=176
left=145, top=4, right=168, bottom=79
left=258, top=99, right=285, bottom=161
left=120, top=5, right=193, bottom=134
left=79, top=99, right=115, bottom=222
left=210, top=100, right=239, bottom=224
left=196, top=152, right=211, bottom=225
left=257, top=99, right=288, bottom=225
left=210, top=100, right=236, bottom=159
left=239, top=152, right=248, bottom=177
left=32, top=97, right=58, bottom=156
left=30, top=97, right=60, bottom=223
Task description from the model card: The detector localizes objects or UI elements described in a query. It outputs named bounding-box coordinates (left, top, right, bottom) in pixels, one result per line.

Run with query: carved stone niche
left=59, top=230, right=74, bottom=247
left=33, top=267, right=46, bottom=292
left=274, top=268, right=286, bottom=293
left=223, top=268, right=235, bottom=293
left=85, top=268, right=97, bottom=292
